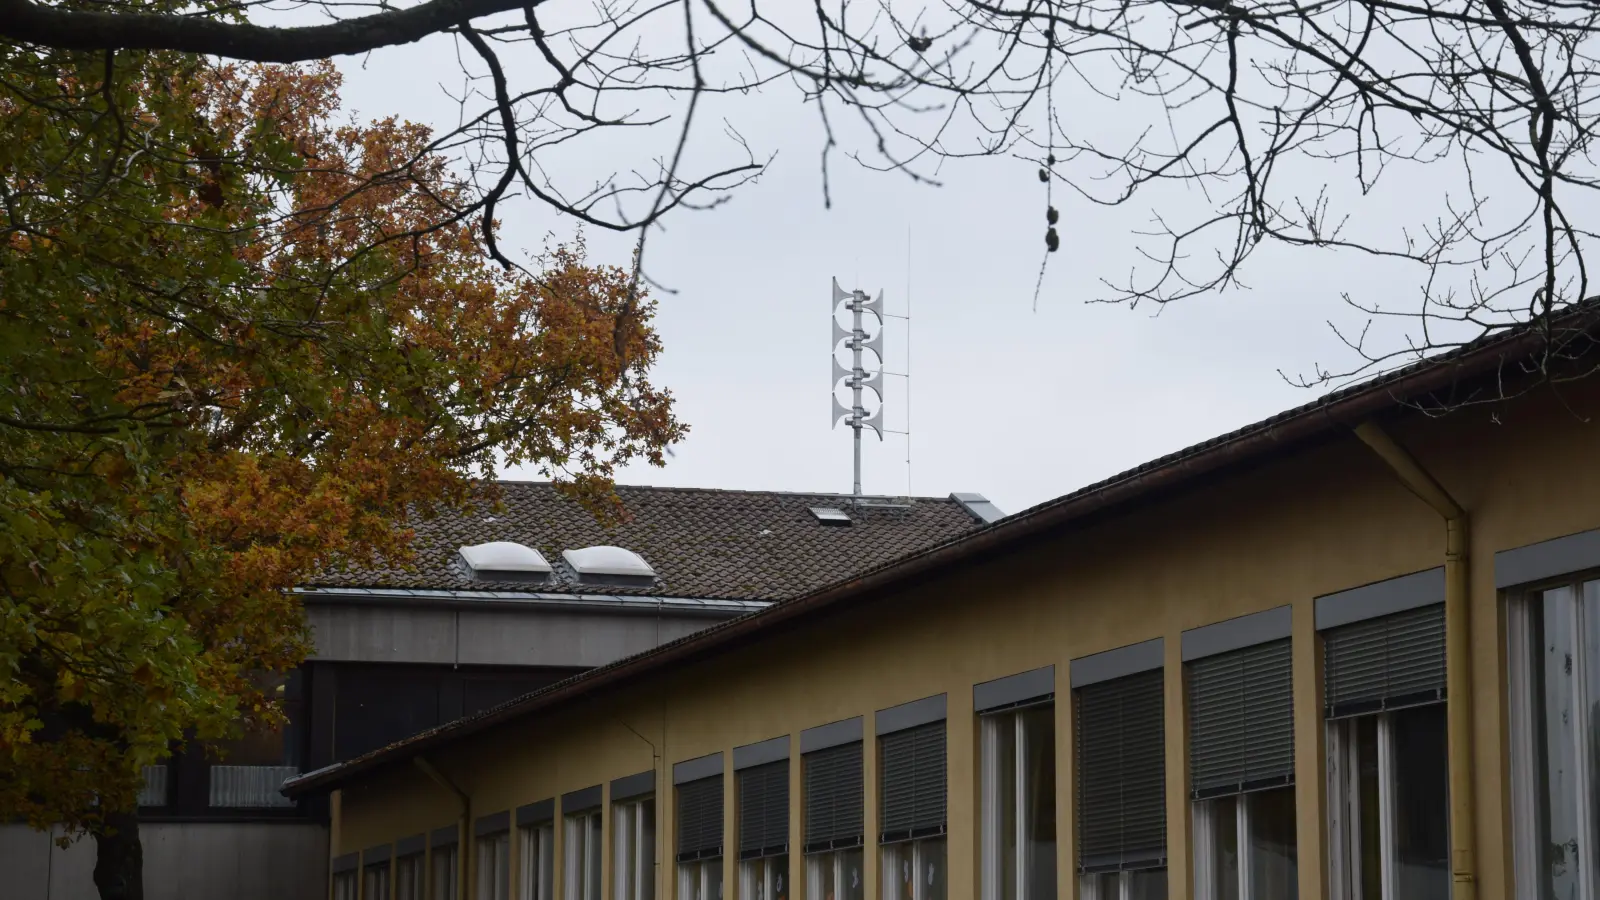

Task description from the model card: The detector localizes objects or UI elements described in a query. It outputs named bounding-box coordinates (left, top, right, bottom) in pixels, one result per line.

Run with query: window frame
left=802, top=847, right=863, bottom=900
left=612, top=795, right=656, bottom=900
left=563, top=808, right=604, bottom=900
left=880, top=836, right=946, bottom=900
left=519, top=820, right=556, bottom=900
left=477, top=830, right=511, bottom=900
left=1507, top=571, right=1600, bottom=900
left=333, top=870, right=359, bottom=900
left=433, top=844, right=461, bottom=900
left=675, top=858, right=722, bottom=900
left=738, top=854, right=788, bottom=900
left=978, top=700, right=1056, bottom=900
left=396, top=852, right=426, bottom=900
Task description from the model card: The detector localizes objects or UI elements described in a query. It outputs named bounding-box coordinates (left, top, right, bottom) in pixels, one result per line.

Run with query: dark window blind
left=878, top=720, right=947, bottom=844
left=738, top=761, right=789, bottom=859
left=1324, top=604, right=1446, bottom=718
left=1076, top=669, right=1166, bottom=873
left=803, top=742, right=863, bottom=853
left=1188, top=639, right=1294, bottom=800
left=677, top=776, right=723, bottom=862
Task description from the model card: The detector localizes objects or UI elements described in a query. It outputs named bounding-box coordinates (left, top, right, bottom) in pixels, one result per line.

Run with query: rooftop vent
left=458, top=542, right=553, bottom=583
left=562, top=546, right=657, bottom=587
left=808, top=506, right=852, bottom=526
left=951, top=492, right=1005, bottom=524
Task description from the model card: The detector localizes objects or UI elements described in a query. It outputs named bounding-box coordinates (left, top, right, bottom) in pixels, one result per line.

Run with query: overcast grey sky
left=330, top=28, right=1458, bottom=517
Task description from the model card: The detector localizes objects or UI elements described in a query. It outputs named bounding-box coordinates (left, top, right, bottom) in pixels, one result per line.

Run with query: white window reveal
left=614, top=796, right=656, bottom=900
left=1510, top=575, right=1600, bottom=899
left=1324, top=605, right=1451, bottom=900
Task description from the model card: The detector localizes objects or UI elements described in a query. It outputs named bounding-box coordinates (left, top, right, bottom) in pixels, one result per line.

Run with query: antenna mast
left=831, top=278, right=884, bottom=495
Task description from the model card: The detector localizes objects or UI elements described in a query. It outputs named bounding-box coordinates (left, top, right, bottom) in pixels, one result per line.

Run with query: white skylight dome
left=458, top=542, right=552, bottom=581
left=562, top=546, right=657, bottom=581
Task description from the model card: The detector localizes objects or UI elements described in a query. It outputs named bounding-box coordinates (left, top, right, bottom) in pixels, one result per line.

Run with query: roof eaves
left=283, top=302, right=1600, bottom=799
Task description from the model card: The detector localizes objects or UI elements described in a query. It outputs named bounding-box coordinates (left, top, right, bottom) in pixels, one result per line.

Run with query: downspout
left=416, top=756, right=471, bottom=900
left=1353, top=421, right=1476, bottom=900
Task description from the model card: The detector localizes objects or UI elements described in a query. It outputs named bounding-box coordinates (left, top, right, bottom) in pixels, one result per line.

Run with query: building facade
left=292, top=314, right=1600, bottom=900
left=4, top=485, right=994, bottom=900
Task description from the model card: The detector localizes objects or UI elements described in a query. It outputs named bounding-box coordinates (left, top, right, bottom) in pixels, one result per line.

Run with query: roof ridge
left=490, top=479, right=962, bottom=504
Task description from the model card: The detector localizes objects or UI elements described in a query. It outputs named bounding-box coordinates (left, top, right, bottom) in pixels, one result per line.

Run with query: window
left=564, top=808, right=603, bottom=900
left=803, top=742, right=864, bottom=900
left=980, top=703, right=1056, bottom=900
left=614, top=796, right=656, bottom=900
left=677, top=775, right=721, bottom=900
left=478, top=831, right=511, bottom=900
left=1325, top=605, right=1450, bottom=900
left=1076, top=669, right=1166, bottom=900
left=366, top=863, right=392, bottom=900
left=678, top=860, right=723, bottom=900
left=519, top=820, right=556, bottom=900
left=397, top=853, right=426, bottom=900
left=434, top=844, right=460, bottom=900
left=804, top=849, right=863, bottom=900
left=1510, top=575, right=1600, bottom=899
left=333, top=870, right=358, bottom=900
left=1189, top=639, right=1297, bottom=900
left=882, top=838, right=945, bottom=900
left=739, top=761, right=789, bottom=900
left=879, top=721, right=947, bottom=900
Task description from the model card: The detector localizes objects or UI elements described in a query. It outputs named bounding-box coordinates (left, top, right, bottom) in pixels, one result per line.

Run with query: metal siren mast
left=831, top=277, right=885, bottom=496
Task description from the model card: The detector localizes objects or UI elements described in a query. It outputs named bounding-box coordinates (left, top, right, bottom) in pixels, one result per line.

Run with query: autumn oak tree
left=0, top=44, right=682, bottom=900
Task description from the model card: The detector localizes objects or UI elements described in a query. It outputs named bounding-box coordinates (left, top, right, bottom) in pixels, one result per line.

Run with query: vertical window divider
left=1191, top=803, right=1214, bottom=900
left=1235, top=796, right=1252, bottom=900
left=1573, top=595, right=1599, bottom=900
left=1014, top=714, right=1029, bottom=900
left=1376, top=715, right=1399, bottom=900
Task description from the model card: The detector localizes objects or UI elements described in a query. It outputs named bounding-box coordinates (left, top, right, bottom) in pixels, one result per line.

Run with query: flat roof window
left=809, top=507, right=852, bottom=526
left=458, top=542, right=552, bottom=583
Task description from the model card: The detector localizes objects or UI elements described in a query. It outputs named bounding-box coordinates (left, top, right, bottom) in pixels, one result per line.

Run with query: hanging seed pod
left=1037, top=168, right=1049, bottom=183
left=1046, top=227, right=1060, bottom=252
left=1047, top=206, right=1059, bottom=225
left=1047, top=154, right=1056, bottom=165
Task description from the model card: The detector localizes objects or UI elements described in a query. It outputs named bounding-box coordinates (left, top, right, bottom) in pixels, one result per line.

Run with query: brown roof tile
left=310, top=483, right=990, bottom=601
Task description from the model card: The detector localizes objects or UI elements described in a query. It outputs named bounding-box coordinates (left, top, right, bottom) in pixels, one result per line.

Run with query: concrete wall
left=330, top=379, right=1600, bottom=900
left=0, top=822, right=328, bottom=900
left=307, top=602, right=733, bottom=666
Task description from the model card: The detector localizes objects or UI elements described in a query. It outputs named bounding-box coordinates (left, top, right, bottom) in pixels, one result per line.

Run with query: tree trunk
left=91, top=810, right=144, bottom=900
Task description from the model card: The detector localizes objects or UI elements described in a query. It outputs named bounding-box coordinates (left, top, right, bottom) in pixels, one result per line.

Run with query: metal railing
left=208, top=765, right=299, bottom=808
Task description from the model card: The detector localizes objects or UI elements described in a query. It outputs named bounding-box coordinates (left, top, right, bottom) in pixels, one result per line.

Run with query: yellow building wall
left=332, top=380, right=1600, bottom=900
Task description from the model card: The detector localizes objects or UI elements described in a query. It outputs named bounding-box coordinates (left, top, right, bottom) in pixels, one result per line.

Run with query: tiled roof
left=309, top=484, right=990, bottom=601
left=286, top=300, right=1600, bottom=797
